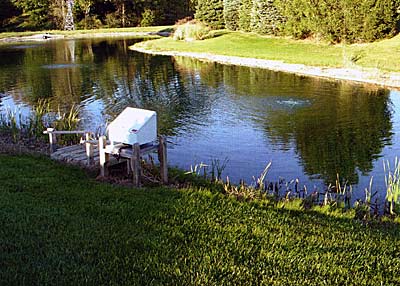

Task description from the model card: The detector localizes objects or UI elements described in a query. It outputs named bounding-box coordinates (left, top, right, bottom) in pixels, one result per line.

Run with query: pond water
left=1, top=37, right=399, bottom=200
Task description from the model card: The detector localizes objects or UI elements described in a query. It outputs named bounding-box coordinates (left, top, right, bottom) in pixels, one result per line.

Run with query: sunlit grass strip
left=0, top=26, right=172, bottom=40
left=134, top=31, right=400, bottom=72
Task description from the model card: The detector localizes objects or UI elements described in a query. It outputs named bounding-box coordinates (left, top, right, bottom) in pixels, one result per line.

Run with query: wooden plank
left=55, top=144, right=84, bottom=153
left=99, top=136, right=109, bottom=177
left=131, top=143, right=141, bottom=187
left=44, top=130, right=89, bottom=135
left=158, top=136, right=168, bottom=184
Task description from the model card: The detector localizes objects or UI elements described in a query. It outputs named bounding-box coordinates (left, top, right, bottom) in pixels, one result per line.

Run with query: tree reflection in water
left=0, top=39, right=394, bottom=187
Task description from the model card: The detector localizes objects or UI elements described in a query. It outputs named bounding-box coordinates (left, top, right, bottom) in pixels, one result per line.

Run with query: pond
left=0, top=37, right=399, bottom=200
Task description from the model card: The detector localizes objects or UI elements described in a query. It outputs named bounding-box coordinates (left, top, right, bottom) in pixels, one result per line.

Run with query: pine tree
left=250, top=0, right=284, bottom=34
left=238, top=0, right=252, bottom=32
left=223, top=0, right=240, bottom=30
left=195, top=0, right=224, bottom=29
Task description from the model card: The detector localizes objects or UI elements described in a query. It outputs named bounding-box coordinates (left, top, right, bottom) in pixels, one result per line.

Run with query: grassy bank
left=134, top=31, right=400, bottom=72
left=0, top=26, right=172, bottom=41
left=1, top=154, right=400, bottom=285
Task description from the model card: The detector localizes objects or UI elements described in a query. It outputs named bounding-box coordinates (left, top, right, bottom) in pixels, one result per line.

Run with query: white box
left=107, top=107, right=157, bottom=145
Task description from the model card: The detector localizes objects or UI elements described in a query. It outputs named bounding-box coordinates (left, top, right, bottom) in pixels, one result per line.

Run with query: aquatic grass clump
left=53, top=104, right=82, bottom=145
left=28, top=99, right=51, bottom=139
left=181, top=159, right=400, bottom=222
left=0, top=108, right=21, bottom=142
left=384, top=158, right=400, bottom=215
left=0, top=101, right=84, bottom=146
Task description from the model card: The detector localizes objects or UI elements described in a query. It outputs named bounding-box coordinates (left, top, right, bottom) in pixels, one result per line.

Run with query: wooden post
left=47, top=128, right=57, bottom=153
left=131, top=143, right=141, bottom=187
left=158, top=136, right=168, bottom=184
left=99, top=136, right=109, bottom=177
left=85, top=132, right=93, bottom=166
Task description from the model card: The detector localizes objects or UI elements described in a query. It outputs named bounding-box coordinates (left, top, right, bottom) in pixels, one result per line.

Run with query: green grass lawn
left=0, top=26, right=172, bottom=40
left=134, top=31, right=400, bottom=72
left=1, top=154, right=400, bottom=285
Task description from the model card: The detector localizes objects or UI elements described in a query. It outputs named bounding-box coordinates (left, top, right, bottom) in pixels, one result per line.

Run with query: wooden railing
left=44, top=128, right=168, bottom=187
left=43, top=128, right=96, bottom=165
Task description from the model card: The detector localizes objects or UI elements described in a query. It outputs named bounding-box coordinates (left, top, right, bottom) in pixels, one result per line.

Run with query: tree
left=238, top=0, right=252, bottom=32
left=250, top=0, right=284, bottom=35
left=195, top=0, right=224, bottom=29
left=11, top=0, right=54, bottom=30
left=223, top=0, right=240, bottom=30
left=75, top=0, right=93, bottom=29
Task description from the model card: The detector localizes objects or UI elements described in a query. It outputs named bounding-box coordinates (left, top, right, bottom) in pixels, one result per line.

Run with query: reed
left=28, top=99, right=50, bottom=139
left=384, top=158, right=400, bottom=215
left=210, top=157, right=229, bottom=181
left=0, top=101, right=83, bottom=146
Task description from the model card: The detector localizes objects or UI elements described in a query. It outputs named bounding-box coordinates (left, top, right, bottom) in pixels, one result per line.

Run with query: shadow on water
left=0, top=38, right=395, bottom=193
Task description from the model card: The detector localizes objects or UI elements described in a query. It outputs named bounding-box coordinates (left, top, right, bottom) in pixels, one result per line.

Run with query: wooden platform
left=43, top=128, right=168, bottom=187
left=51, top=144, right=100, bottom=167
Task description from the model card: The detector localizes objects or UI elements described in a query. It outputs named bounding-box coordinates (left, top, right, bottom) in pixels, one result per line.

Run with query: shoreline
left=0, top=31, right=169, bottom=43
left=130, top=45, right=400, bottom=90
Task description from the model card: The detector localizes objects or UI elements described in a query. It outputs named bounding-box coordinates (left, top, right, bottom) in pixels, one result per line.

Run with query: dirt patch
left=0, top=132, right=49, bottom=156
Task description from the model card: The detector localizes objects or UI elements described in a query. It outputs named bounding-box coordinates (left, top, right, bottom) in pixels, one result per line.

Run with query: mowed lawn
left=135, top=31, right=400, bottom=72
left=1, top=154, right=400, bottom=285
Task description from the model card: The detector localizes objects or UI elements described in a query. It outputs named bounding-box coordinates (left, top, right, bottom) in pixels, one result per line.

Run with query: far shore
left=130, top=45, right=400, bottom=90
left=0, top=31, right=169, bottom=43
left=1, top=28, right=399, bottom=89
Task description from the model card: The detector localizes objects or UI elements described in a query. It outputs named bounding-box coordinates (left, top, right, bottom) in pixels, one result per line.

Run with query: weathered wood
left=46, top=128, right=57, bottom=153
left=131, top=143, right=141, bottom=187
left=44, top=130, right=89, bottom=135
left=85, top=132, right=94, bottom=166
left=158, top=136, right=168, bottom=184
left=99, top=136, right=109, bottom=177
left=117, top=143, right=158, bottom=159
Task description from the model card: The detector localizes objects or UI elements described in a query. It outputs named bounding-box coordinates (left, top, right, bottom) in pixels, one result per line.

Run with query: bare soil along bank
left=130, top=45, right=400, bottom=89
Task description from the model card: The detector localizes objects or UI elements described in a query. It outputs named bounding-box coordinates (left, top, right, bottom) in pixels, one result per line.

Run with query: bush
left=275, top=0, right=400, bottom=43
left=105, top=13, right=120, bottom=28
left=173, top=20, right=211, bottom=41
left=76, top=15, right=102, bottom=30
left=140, top=9, right=156, bottom=27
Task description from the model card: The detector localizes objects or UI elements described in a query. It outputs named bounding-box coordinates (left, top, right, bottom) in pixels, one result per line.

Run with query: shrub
left=105, top=13, right=120, bottom=28
left=140, top=9, right=156, bottom=27
left=76, top=15, right=102, bottom=30
left=195, top=0, right=225, bottom=29
left=173, top=20, right=211, bottom=41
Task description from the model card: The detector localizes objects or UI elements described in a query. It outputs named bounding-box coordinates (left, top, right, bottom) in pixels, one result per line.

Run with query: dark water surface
left=1, top=38, right=399, bottom=199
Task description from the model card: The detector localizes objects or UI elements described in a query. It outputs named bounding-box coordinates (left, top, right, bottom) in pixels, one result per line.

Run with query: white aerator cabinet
left=107, top=107, right=157, bottom=146
left=99, top=107, right=167, bottom=187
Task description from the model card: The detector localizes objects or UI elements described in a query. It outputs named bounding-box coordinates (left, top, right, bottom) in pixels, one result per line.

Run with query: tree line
left=0, top=0, right=197, bottom=31
left=1, top=0, right=399, bottom=42
left=196, top=0, right=400, bottom=42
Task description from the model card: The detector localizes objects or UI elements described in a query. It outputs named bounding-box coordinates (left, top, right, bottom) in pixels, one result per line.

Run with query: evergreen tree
left=238, top=0, right=252, bottom=32
left=250, top=0, right=284, bottom=35
left=195, top=0, right=224, bottom=29
left=223, top=0, right=240, bottom=30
